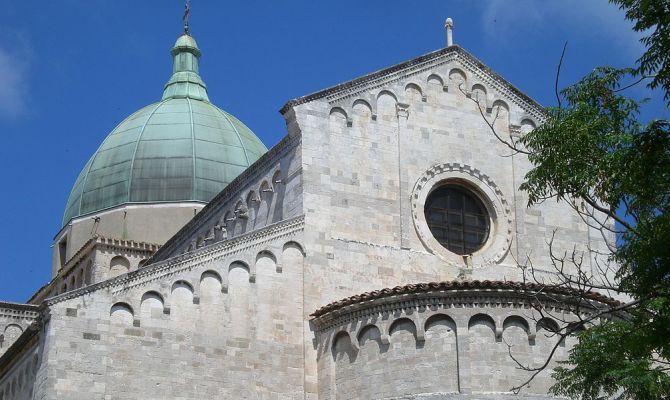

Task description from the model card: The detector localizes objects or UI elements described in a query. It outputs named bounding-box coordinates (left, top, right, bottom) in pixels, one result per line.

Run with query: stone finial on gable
left=445, top=17, right=454, bottom=47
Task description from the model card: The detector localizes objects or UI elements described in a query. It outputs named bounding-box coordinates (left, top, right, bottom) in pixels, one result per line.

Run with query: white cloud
left=0, top=35, right=32, bottom=119
left=481, top=0, right=644, bottom=61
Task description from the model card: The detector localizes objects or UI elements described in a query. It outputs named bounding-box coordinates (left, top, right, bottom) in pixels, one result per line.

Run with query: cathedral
left=0, top=17, right=615, bottom=400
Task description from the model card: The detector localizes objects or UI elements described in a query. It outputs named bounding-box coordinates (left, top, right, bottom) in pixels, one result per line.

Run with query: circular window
left=424, top=185, right=490, bottom=255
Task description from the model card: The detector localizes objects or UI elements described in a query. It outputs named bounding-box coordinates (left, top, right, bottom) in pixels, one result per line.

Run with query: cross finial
left=183, top=0, right=191, bottom=35
left=445, top=17, right=454, bottom=46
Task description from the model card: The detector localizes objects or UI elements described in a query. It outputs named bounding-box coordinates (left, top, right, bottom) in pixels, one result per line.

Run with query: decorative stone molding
left=0, top=302, right=41, bottom=360
left=0, top=302, right=40, bottom=323
left=43, top=215, right=305, bottom=306
left=280, top=46, right=545, bottom=123
left=411, top=163, right=513, bottom=267
left=311, top=280, right=619, bottom=332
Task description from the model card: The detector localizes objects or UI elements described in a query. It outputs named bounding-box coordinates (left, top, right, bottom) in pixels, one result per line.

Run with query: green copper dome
left=62, top=34, right=267, bottom=226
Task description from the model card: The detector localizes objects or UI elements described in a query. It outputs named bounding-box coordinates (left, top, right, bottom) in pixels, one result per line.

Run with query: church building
left=0, top=16, right=615, bottom=400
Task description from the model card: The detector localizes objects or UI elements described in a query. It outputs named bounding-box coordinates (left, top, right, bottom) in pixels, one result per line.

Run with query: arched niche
left=233, top=201, right=247, bottom=235
left=256, top=250, right=278, bottom=273
left=471, top=83, right=487, bottom=104
left=520, top=118, right=537, bottom=135
left=448, top=68, right=467, bottom=90
left=3, top=324, right=23, bottom=345
left=503, top=315, right=530, bottom=334
left=425, top=314, right=457, bottom=335
left=222, top=210, right=235, bottom=238
left=389, top=318, right=417, bottom=340
left=109, top=255, right=130, bottom=278
left=255, top=183, right=271, bottom=229
left=85, top=261, right=93, bottom=285
left=331, top=331, right=357, bottom=362
left=427, top=73, right=444, bottom=86
left=357, top=324, right=383, bottom=348
left=78, top=268, right=85, bottom=288
left=405, top=82, right=423, bottom=103
left=329, top=107, right=348, bottom=133
left=491, top=99, right=510, bottom=127
left=468, top=313, right=496, bottom=340
left=171, top=280, right=194, bottom=303
left=200, top=270, right=223, bottom=301
left=351, top=99, right=373, bottom=135
left=283, top=241, right=305, bottom=256
left=228, top=261, right=251, bottom=337
left=352, top=99, right=372, bottom=117
left=110, top=303, right=134, bottom=325
left=282, top=241, right=305, bottom=274
left=503, top=315, right=532, bottom=350
left=246, top=190, right=259, bottom=209
left=376, top=90, right=397, bottom=120
left=140, top=291, right=164, bottom=320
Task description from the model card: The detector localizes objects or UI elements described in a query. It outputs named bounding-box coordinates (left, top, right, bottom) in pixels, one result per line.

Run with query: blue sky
left=0, top=0, right=665, bottom=302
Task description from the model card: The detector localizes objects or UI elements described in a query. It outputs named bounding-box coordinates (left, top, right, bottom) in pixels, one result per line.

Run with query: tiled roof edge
left=311, top=280, right=622, bottom=318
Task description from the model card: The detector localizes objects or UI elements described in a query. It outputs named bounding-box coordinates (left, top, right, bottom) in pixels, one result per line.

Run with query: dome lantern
left=162, top=34, right=209, bottom=102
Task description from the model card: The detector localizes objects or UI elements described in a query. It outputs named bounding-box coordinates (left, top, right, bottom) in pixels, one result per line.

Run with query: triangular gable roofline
left=279, top=45, right=545, bottom=121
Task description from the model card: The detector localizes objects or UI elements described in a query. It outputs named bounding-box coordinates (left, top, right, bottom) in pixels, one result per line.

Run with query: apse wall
left=311, top=284, right=585, bottom=399
left=31, top=219, right=305, bottom=400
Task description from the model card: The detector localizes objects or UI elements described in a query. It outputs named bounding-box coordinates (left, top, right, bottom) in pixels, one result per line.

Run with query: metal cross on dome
left=183, top=0, right=191, bottom=35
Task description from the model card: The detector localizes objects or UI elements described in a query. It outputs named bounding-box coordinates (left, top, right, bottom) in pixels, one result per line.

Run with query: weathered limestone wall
left=33, top=218, right=305, bottom=400
left=0, top=339, right=40, bottom=400
left=312, top=287, right=578, bottom=399
left=0, top=303, right=39, bottom=358
left=42, top=238, right=160, bottom=301
left=293, top=52, right=607, bottom=308
left=288, top=48, right=608, bottom=398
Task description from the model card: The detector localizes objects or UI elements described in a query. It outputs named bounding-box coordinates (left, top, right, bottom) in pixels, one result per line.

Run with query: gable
left=280, top=46, right=544, bottom=128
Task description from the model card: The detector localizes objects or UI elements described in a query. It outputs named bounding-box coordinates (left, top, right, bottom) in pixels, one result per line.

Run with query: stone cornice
left=280, top=46, right=545, bottom=121
left=28, top=236, right=161, bottom=305
left=0, top=302, right=40, bottom=321
left=60, top=235, right=160, bottom=275
left=43, top=215, right=304, bottom=306
left=311, top=280, right=620, bottom=331
left=150, top=133, right=300, bottom=262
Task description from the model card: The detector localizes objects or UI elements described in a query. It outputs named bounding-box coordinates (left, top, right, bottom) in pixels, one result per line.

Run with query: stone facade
left=0, top=44, right=615, bottom=399
left=311, top=281, right=614, bottom=399
left=0, top=303, right=39, bottom=356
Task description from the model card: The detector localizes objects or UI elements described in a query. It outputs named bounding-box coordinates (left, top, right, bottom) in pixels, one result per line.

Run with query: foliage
left=611, top=0, right=670, bottom=103
left=551, top=320, right=670, bottom=400
left=518, top=65, right=670, bottom=398
left=510, top=0, right=670, bottom=391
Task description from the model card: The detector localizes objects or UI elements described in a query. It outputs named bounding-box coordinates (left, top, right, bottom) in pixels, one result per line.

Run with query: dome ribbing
left=62, top=34, right=267, bottom=226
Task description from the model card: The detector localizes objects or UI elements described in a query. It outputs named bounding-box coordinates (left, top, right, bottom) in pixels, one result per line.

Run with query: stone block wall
left=291, top=47, right=612, bottom=314
left=0, top=340, right=40, bottom=400
left=31, top=218, right=306, bottom=400
left=311, top=285, right=584, bottom=399
left=285, top=47, right=614, bottom=398
left=0, top=303, right=39, bottom=358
